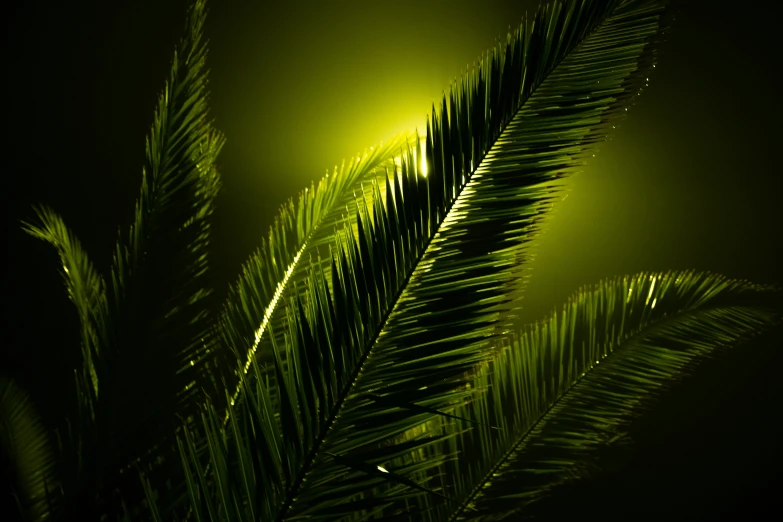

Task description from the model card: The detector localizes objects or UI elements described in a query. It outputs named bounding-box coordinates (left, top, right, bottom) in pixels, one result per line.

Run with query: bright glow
left=390, top=135, right=427, bottom=178
left=419, top=136, right=428, bottom=177
left=377, top=465, right=389, bottom=473
left=645, top=275, right=657, bottom=306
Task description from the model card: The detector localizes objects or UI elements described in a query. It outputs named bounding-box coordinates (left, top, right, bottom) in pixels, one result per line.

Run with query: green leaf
left=20, top=206, right=107, bottom=412
left=0, top=378, right=59, bottom=522
left=218, top=132, right=413, bottom=418
left=22, top=0, right=227, bottom=517
left=178, top=1, right=676, bottom=520
left=101, top=0, right=226, bottom=475
left=442, top=270, right=782, bottom=521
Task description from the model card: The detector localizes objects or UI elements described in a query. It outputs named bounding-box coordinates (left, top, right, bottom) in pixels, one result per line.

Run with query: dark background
left=2, top=0, right=780, bottom=520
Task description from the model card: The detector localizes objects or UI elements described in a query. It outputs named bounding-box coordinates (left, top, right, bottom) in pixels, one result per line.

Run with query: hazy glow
left=390, top=135, right=428, bottom=178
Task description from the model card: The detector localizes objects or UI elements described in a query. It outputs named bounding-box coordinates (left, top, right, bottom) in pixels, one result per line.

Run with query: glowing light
left=377, top=466, right=389, bottom=473
left=645, top=275, right=657, bottom=306
left=419, top=135, right=428, bottom=177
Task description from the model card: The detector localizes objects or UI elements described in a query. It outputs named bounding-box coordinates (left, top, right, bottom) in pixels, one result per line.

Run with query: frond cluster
left=6, top=1, right=782, bottom=522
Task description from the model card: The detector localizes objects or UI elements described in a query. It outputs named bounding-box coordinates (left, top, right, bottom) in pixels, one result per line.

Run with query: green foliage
left=16, top=0, right=229, bottom=517
left=430, top=271, right=780, bottom=521
left=0, top=378, right=58, bottom=521
left=4, top=0, right=782, bottom=521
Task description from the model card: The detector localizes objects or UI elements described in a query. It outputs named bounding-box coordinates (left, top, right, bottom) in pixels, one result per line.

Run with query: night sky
left=2, top=1, right=781, bottom=520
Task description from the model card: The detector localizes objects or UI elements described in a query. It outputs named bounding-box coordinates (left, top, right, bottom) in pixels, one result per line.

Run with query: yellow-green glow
left=419, top=137, right=428, bottom=177
left=646, top=275, right=657, bottom=306
left=390, top=135, right=428, bottom=181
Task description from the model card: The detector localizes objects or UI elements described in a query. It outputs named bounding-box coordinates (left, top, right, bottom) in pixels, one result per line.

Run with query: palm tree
left=2, top=0, right=780, bottom=520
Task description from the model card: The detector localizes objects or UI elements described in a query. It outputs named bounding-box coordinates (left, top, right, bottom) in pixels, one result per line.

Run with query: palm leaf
left=168, top=0, right=677, bottom=520
left=20, top=205, right=107, bottom=418
left=96, top=0, right=225, bottom=466
left=19, top=205, right=111, bottom=516
left=191, top=48, right=414, bottom=522
left=436, top=270, right=781, bottom=521
left=217, top=131, right=412, bottom=419
left=21, top=0, right=226, bottom=517
left=0, top=378, right=59, bottom=522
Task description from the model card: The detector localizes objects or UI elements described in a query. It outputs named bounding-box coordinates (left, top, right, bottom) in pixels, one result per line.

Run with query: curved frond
left=218, top=132, right=413, bottom=418
left=170, top=1, right=676, bottom=520
left=442, top=270, right=782, bottom=521
left=0, top=378, right=59, bottom=522
left=20, top=205, right=107, bottom=410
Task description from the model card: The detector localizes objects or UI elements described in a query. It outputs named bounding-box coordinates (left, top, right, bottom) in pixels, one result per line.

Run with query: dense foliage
left=3, top=0, right=781, bottom=520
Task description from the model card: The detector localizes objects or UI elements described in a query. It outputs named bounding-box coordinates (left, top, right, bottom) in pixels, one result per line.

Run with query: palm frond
left=439, top=270, right=781, bottom=521
left=20, top=205, right=107, bottom=414
left=100, top=0, right=225, bottom=469
left=0, top=378, right=59, bottom=522
left=191, top=112, right=413, bottom=522
left=21, top=0, right=226, bottom=517
left=218, top=132, right=413, bottom=419
left=169, top=1, right=675, bottom=520
left=19, top=205, right=112, bottom=516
